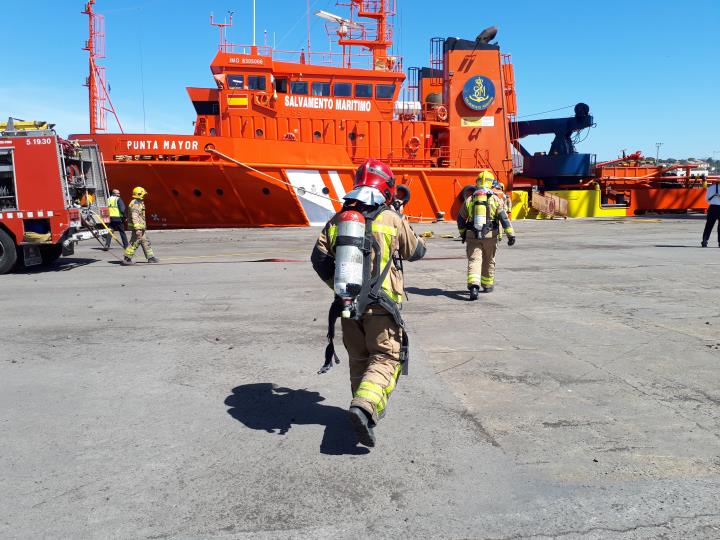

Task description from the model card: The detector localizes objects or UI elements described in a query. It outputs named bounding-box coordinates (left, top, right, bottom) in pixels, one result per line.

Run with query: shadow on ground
left=224, top=383, right=369, bottom=456
left=405, top=286, right=468, bottom=302
left=16, top=257, right=100, bottom=273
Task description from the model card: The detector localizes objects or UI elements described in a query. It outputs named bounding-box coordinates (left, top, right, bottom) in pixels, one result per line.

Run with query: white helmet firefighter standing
left=457, top=170, right=516, bottom=300
left=311, top=158, right=426, bottom=448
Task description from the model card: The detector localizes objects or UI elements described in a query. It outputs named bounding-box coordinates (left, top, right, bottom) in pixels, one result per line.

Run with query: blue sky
left=2, top=0, right=718, bottom=160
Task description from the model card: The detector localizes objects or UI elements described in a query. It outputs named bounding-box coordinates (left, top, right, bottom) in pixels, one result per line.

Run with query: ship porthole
left=313, top=130, right=321, bottom=139
left=193, top=189, right=202, bottom=197
left=262, top=188, right=270, bottom=195
left=255, top=128, right=264, bottom=137
left=216, top=188, right=224, bottom=196
left=172, top=189, right=179, bottom=196
left=322, top=187, right=329, bottom=194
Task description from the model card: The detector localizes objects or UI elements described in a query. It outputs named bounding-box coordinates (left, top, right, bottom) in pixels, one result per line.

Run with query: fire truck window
left=248, top=75, right=266, bottom=91
left=291, top=81, right=308, bottom=95
left=355, top=84, right=373, bottom=98
left=0, top=150, right=15, bottom=210
left=333, top=83, right=352, bottom=97
left=312, top=82, right=331, bottom=96
left=275, top=78, right=288, bottom=93
left=376, top=84, right=396, bottom=100
left=227, top=75, right=244, bottom=89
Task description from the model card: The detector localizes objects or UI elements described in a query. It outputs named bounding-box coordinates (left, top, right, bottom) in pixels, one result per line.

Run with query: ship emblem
left=462, top=75, right=496, bottom=111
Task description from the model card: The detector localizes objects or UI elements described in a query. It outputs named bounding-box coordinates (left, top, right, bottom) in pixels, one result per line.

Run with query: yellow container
left=550, top=188, right=628, bottom=218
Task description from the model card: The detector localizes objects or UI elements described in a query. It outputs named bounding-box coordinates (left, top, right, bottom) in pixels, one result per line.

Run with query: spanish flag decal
left=227, top=95, right=249, bottom=108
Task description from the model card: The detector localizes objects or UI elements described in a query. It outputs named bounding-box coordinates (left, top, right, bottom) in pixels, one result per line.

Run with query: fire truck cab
left=0, top=119, right=111, bottom=274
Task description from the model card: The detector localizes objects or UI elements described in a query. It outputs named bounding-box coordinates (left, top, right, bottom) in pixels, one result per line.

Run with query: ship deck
left=2, top=217, right=719, bottom=538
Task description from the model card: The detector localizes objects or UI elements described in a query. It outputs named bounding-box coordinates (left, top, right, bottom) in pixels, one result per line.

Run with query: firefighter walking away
left=122, top=186, right=159, bottom=266
left=458, top=170, right=515, bottom=300
left=311, top=158, right=426, bottom=447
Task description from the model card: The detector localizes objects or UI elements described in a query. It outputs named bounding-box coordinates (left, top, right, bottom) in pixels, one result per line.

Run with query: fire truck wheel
left=40, top=244, right=63, bottom=266
left=0, top=229, right=18, bottom=274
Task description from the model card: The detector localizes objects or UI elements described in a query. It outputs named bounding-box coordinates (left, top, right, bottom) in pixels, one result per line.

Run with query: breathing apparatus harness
left=319, top=203, right=410, bottom=376
left=467, top=189, right=497, bottom=239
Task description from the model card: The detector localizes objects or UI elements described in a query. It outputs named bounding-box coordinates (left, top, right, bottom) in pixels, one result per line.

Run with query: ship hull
left=72, top=133, right=485, bottom=228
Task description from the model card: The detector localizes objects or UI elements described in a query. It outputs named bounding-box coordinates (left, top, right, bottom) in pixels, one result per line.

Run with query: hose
left=205, top=148, right=438, bottom=223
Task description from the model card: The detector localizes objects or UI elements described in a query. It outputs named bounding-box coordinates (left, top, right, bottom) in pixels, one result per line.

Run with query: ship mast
left=83, top=0, right=123, bottom=134
left=338, top=0, right=394, bottom=67
left=83, top=0, right=101, bottom=134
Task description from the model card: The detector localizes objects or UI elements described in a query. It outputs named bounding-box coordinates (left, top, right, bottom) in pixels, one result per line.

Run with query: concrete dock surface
left=1, top=216, right=719, bottom=539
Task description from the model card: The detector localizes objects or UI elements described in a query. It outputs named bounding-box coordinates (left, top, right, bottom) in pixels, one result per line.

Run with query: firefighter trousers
left=105, top=220, right=129, bottom=249
left=702, top=205, right=720, bottom=245
left=125, top=229, right=154, bottom=260
left=466, top=230, right=498, bottom=288
left=341, top=306, right=402, bottom=426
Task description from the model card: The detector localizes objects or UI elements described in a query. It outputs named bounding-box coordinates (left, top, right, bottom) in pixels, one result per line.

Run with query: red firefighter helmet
left=353, top=158, right=396, bottom=202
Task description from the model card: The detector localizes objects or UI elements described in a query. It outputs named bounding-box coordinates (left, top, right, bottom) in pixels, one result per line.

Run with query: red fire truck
left=0, top=119, right=110, bottom=274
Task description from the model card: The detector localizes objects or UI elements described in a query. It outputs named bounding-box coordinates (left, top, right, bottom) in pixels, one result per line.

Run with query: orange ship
left=71, top=0, right=712, bottom=227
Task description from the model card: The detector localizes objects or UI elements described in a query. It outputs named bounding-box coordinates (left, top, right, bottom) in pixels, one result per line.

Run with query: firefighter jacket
left=128, top=199, right=147, bottom=230
left=311, top=205, right=426, bottom=304
left=457, top=191, right=514, bottom=237
left=107, top=195, right=126, bottom=220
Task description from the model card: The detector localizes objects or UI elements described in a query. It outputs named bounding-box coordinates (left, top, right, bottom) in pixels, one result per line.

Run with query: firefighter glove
left=507, top=235, right=516, bottom=246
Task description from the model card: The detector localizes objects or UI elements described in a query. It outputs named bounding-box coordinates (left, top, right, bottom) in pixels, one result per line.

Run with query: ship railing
left=220, top=43, right=402, bottom=72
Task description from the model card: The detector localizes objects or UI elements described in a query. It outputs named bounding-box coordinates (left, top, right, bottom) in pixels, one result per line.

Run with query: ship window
left=312, top=82, right=331, bottom=96
left=334, top=82, right=352, bottom=97
left=376, top=84, right=396, bottom=100
left=192, top=101, right=220, bottom=115
left=275, top=78, right=288, bottom=93
left=291, top=81, right=308, bottom=95
left=355, top=84, right=373, bottom=98
left=248, top=75, right=266, bottom=91
left=227, top=75, right=244, bottom=89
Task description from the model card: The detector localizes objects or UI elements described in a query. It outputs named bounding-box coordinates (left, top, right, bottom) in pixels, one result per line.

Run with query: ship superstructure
left=73, top=0, right=522, bottom=227
left=71, top=0, right=712, bottom=227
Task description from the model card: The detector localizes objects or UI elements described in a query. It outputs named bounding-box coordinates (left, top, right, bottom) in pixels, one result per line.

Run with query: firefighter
left=122, top=186, right=159, bottom=266
left=311, top=159, right=426, bottom=447
left=492, top=179, right=512, bottom=216
left=701, top=180, right=720, bottom=247
left=458, top=170, right=516, bottom=300
left=103, top=189, right=129, bottom=250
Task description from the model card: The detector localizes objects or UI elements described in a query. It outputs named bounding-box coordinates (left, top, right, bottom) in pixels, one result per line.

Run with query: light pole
left=655, top=142, right=663, bottom=162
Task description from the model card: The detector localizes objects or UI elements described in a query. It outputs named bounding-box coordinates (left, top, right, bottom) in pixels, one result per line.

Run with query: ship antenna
left=306, top=0, right=311, bottom=57
left=210, top=11, right=234, bottom=51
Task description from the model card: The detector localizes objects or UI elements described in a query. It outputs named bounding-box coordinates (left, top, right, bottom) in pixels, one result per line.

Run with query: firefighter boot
left=147, top=257, right=160, bottom=263
left=482, top=285, right=494, bottom=293
left=469, top=285, right=480, bottom=301
left=121, top=257, right=135, bottom=266
left=348, top=406, right=376, bottom=447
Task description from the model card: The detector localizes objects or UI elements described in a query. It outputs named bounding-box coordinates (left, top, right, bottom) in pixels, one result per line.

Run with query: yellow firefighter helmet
left=132, top=186, right=147, bottom=199
left=476, top=170, right=496, bottom=189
